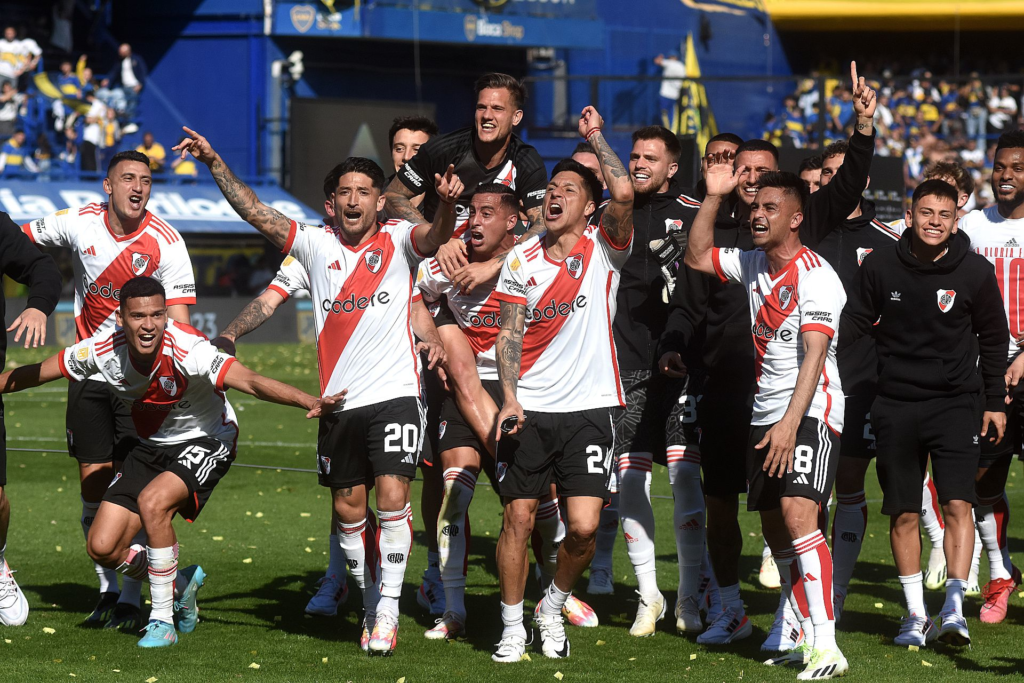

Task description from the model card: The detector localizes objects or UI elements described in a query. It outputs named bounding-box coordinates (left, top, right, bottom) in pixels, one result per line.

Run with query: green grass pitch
left=1, top=343, right=1023, bottom=681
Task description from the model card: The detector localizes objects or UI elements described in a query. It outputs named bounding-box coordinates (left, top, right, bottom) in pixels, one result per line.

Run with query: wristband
left=585, top=127, right=602, bottom=142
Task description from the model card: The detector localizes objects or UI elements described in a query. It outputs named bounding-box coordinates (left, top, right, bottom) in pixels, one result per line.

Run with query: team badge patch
left=107, top=471, right=122, bottom=488
left=779, top=285, right=794, bottom=310
left=566, top=254, right=584, bottom=280
left=159, top=376, right=178, bottom=397
left=319, top=454, right=331, bottom=475
left=936, top=289, right=956, bottom=313
left=496, top=461, right=508, bottom=482
left=856, top=247, right=873, bottom=266
left=364, top=249, right=383, bottom=274
left=438, top=420, right=447, bottom=439
left=130, top=252, right=152, bottom=276
left=665, top=218, right=684, bottom=232
left=76, top=347, right=89, bottom=361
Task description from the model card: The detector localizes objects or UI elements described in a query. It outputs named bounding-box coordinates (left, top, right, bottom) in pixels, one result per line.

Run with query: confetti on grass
left=249, top=663, right=260, bottom=669
left=874, top=602, right=884, bottom=608
left=242, top=558, right=253, bottom=564
left=554, top=673, right=563, bottom=680
left=922, top=660, right=933, bottom=667
left=908, top=645, right=920, bottom=652
left=690, top=653, right=697, bottom=660
left=42, top=628, right=55, bottom=634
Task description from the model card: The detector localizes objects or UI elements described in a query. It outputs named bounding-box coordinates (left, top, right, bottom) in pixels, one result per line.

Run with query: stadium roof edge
left=764, top=0, right=1024, bottom=30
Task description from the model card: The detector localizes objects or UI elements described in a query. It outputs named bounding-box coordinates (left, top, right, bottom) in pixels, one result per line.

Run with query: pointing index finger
left=850, top=61, right=859, bottom=90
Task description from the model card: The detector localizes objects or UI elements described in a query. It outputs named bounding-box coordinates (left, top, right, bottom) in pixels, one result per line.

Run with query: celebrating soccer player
left=0, top=277, right=344, bottom=647
left=22, top=150, right=196, bottom=631
left=490, top=105, right=632, bottom=662
left=686, top=167, right=848, bottom=680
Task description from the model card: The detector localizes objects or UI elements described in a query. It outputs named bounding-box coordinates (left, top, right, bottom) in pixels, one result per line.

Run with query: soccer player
left=0, top=211, right=61, bottom=627
left=841, top=179, right=1008, bottom=648
left=957, top=130, right=1024, bottom=623
left=491, top=105, right=632, bottom=662
left=888, top=161, right=975, bottom=234
left=612, top=126, right=705, bottom=637
left=798, top=155, right=822, bottom=194
left=686, top=168, right=849, bottom=679
left=389, top=116, right=439, bottom=213
left=22, top=150, right=196, bottom=631
left=175, top=126, right=463, bottom=655
left=0, top=276, right=344, bottom=647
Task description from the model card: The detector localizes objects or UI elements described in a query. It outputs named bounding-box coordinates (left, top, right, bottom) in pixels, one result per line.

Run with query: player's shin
left=667, top=449, right=704, bottom=600
left=115, top=543, right=149, bottom=581
left=831, top=491, right=867, bottom=599
left=793, top=530, right=836, bottom=651
left=147, top=543, right=178, bottom=625
left=592, top=492, right=618, bottom=573
left=975, top=493, right=1013, bottom=581
left=337, top=515, right=381, bottom=616
left=438, top=468, right=476, bottom=620
left=533, top=497, right=564, bottom=592
left=618, top=453, right=659, bottom=599
left=377, top=504, right=413, bottom=619
left=779, top=549, right=813, bottom=646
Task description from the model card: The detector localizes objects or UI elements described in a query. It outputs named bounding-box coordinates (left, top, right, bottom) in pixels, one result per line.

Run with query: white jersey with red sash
left=495, top=223, right=631, bottom=413
left=284, top=218, right=426, bottom=410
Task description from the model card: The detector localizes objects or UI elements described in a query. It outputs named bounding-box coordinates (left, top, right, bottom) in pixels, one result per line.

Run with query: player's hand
left=435, top=164, right=465, bottom=206
left=451, top=260, right=501, bottom=295
left=211, top=335, right=237, bottom=357
left=981, top=410, right=1007, bottom=445
left=756, top=418, right=798, bottom=478
left=659, top=351, right=688, bottom=378
left=705, top=152, right=740, bottom=197
left=851, top=61, right=877, bottom=121
left=8, top=308, right=46, bottom=349
left=416, top=339, right=447, bottom=371
left=436, top=365, right=450, bottom=392
left=578, top=106, right=605, bottom=139
left=1005, top=355, right=1024, bottom=402
left=307, top=389, right=347, bottom=418
left=173, top=126, right=218, bottom=165
left=495, top=397, right=526, bottom=441
left=436, top=238, right=469, bottom=278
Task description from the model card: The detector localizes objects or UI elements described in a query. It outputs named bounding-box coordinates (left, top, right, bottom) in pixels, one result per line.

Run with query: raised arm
left=411, top=165, right=465, bottom=255
left=494, top=299, right=527, bottom=439
left=212, top=288, right=288, bottom=356
left=384, top=175, right=428, bottom=225
left=580, top=106, right=633, bottom=247
left=0, top=354, right=65, bottom=394
left=222, top=360, right=345, bottom=419
left=684, top=153, right=739, bottom=276
left=173, top=126, right=293, bottom=249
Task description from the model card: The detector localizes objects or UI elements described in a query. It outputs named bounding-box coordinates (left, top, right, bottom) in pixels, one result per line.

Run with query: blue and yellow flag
left=669, top=33, right=718, bottom=151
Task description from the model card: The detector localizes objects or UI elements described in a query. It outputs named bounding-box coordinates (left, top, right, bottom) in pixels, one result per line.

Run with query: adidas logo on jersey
left=890, top=291, right=901, bottom=301
left=793, top=474, right=809, bottom=485
left=400, top=453, right=416, bottom=465
left=525, top=276, right=538, bottom=287
left=1006, top=238, right=1020, bottom=248
left=327, top=260, right=342, bottom=270
left=81, top=245, right=97, bottom=257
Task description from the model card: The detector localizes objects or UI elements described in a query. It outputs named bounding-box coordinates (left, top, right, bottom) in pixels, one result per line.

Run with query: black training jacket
left=799, top=129, right=875, bottom=248
left=839, top=229, right=1008, bottom=410
left=0, top=211, right=61, bottom=363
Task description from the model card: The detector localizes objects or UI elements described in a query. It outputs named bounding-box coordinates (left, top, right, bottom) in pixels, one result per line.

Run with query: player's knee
left=86, top=533, right=119, bottom=567
left=137, top=487, right=176, bottom=525
left=942, top=499, right=972, bottom=522
left=502, top=504, right=535, bottom=539
left=565, top=520, right=599, bottom=546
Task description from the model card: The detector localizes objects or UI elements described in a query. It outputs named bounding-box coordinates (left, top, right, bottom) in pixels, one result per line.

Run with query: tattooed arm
left=209, top=289, right=287, bottom=356
left=384, top=175, right=429, bottom=225
left=494, top=299, right=528, bottom=439
left=173, top=126, right=293, bottom=250
left=580, top=106, right=633, bottom=247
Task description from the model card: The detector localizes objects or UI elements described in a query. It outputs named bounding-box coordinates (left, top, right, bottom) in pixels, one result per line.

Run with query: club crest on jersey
left=159, top=376, right=178, bottom=397
left=856, top=247, right=873, bottom=266
left=319, top=454, right=331, bottom=475
left=779, top=285, right=795, bottom=310
left=103, top=358, right=124, bottom=382
left=937, top=289, right=956, bottom=313
left=130, top=252, right=151, bottom=276
left=665, top=218, right=684, bottom=233
left=438, top=420, right=447, bottom=439
left=496, top=461, right=508, bottom=482
left=364, top=249, right=383, bottom=274
left=566, top=254, right=584, bottom=280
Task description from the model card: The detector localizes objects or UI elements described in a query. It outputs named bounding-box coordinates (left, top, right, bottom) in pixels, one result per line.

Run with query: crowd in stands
left=763, top=70, right=1024, bottom=207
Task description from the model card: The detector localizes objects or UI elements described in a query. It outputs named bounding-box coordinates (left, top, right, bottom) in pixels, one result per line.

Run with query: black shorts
left=746, top=417, right=839, bottom=511
left=699, top=380, right=754, bottom=497
left=67, top=379, right=139, bottom=465
left=979, top=389, right=1024, bottom=468
left=104, top=437, right=234, bottom=522
left=872, top=394, right=980, bottom=515
left=316, top=397, right=425, bottom=490
left=613, top=369, right=700, bottom=464
left=438, top=380, right=503, bottom=455
left=419, top=365, right=445, bottom=469
left=840, top=392, right=877, bottom=460
left=495, top=408, right=614, bottom=500
left=429, top=294, right=458, bottom=328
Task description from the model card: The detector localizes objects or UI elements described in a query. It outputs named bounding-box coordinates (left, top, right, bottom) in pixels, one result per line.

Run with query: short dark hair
left=473, top=183, right=520, bottom=215
left=329, top=157, right=387, bottom=192
left=925, top=160, right=974, bottom=198
left=388, top=116, right=439, bottom=150
left=551, top=158, right=603, bottom=205
left=996, top=129, right=1024, bottom=152
left=322, top=164, right=343, bottom=199
left=107, top=150, right=150, bottom=175
left=798, top=155, right=822, bottom=174
left=735, top=139, right=779, bottom=163
left=474, top=73, right=526, bottom=110
left=912, top=178, right=959, bottom=207
left=119, top=277, right=165, bottom=310
left=822, top=140, right=849, bottom=160
left=757, top=171, right=809, bottom=212
left=632, top=126, right=681, bottom=162
left=572, top=142, right=596, bottom=156
left=705, top=132, right=743, bottom=153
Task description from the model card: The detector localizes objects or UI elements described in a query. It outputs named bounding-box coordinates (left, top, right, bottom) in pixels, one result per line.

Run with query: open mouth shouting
left=545, top=199, right=564, bottom=223
left=751, top=217, right=770, bottom=238
left=469, top=226, right=486, bottom=248
left=137, top=331, right=158, bottom=349
left=128, top=193, right=144, bottom=212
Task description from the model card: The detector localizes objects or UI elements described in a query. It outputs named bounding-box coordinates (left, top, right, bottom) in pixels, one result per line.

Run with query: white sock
left=719, top=582, right=743, bottom=612
left=501, top=601, right=526, bottom=640
left=773, top=549, right=798, bottom=621
left=899, top=572, right=926, bottom=616
left=762, top=538, right=772, bottom=562
left=327, top=533, right=345, bottom=578
left=793, top=530, right=836, bottom=652
left=831, top=491, right=866, bottom=597
left=779, top=549, right=812, bottom=645
left=337, top=514, right=381, bottom=618
left=533, top=498, right=563, bottom=592
left=667, top=449, right=704, bottom=600
left=969, top=517, right=982, bottom=587
left=82, top=498, right=119, bottom=594
left=920, top=473, right=945, bottom=567
left=146, top=544, right=178, bottom=624
left=438, top=468, right=476, bottom=621
left=119, top=528, right=146, bottom=606
left=976, top=494, right=1013, bottom=581
left=540, top=580, right=570, bottom=617
left=618, top=452, right=658, bottom=600
left=942, top=578, right=967, bottom=616
left=592, top=493, right=619, bottom=572
left=115, top=543, right=148, bottom=581
left=376, top=504, right=413, bottom=619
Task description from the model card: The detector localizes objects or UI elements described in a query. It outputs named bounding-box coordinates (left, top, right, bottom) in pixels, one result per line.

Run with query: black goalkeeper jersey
left=395, top=127, right=548, bottom=225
